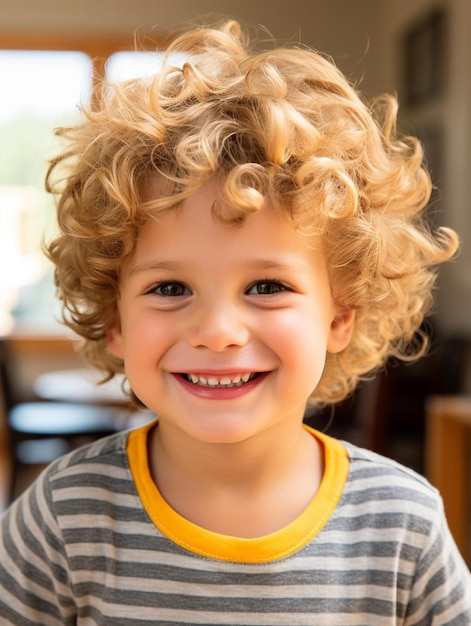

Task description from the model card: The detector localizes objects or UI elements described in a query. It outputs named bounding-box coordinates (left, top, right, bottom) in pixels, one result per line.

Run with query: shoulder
left=46, top=428, right=130, bottom=478
left=338, top=443, right=471, bottom=622
left=22, top=429, right=136, bottom=521
left=337, top=440, right=445, bottom=540
left=342, top=440, right=440, bottom=504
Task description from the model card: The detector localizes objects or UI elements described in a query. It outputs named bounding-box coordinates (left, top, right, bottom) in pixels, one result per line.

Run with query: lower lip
left=173, top=373, right=269, bottom=400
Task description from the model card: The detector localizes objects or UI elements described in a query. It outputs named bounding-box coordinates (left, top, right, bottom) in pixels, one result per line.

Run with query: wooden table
left=33, top=368, right=155, bottom=430
left=34, top=368, right=128, bottom=405
left=426, top=395, right=471, bottom=563
left=3, top=332, right=156, bottom=426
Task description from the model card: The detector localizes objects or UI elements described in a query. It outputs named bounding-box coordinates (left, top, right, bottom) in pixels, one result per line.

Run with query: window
left=0, top=34, right=165, bottom=335
left=106, top=50, right=187, bottom=81
left=0, top=50, right=92, bottom=333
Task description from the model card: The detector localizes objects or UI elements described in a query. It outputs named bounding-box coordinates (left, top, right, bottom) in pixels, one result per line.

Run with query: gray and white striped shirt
left=1, top=421, right=470, bottom=625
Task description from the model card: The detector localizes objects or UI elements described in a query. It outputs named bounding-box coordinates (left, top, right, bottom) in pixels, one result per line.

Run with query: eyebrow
left=128, top=260, right=184, bottom=276
left=129, top=258, right=309, bottom=276
left=244, top=259, right=304, bottom=272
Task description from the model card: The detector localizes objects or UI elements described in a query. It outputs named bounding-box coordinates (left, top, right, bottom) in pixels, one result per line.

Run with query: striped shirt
left=0, top=420, right=470, bottom=625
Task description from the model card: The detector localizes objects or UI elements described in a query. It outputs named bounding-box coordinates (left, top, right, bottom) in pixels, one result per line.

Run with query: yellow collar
left=127, top=422, right=349, bottom=563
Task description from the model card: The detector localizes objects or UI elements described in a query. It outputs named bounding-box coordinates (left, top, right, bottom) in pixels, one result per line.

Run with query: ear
left=327, top=307, right=355, bottom=354
left=106, top=313, right=124, bottom=359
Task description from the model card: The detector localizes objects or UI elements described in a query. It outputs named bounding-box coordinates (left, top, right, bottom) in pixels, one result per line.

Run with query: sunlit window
left=0, top=47, right=183, bottom=336
left=0, top=50, right=92, bottom=334
left=105, top=50, right=187, bottom=81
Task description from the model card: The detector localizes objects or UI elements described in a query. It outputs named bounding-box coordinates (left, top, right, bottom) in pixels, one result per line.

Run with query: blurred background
left=0, top=0, right=470, bottom=563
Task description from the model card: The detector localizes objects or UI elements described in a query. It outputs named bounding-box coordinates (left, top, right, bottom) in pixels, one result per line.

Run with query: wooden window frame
left=0, top=30, right=168, bottom=90
left=0, top=30, right=168, bottom=338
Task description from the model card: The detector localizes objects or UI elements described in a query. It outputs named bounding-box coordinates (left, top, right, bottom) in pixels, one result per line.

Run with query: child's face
left=108, top=179, right=354, bottom=445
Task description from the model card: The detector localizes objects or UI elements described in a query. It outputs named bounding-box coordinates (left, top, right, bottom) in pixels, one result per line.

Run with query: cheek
left=263, top=307, right=330, bottom=366
left=120, top=310, right=175, bottom=362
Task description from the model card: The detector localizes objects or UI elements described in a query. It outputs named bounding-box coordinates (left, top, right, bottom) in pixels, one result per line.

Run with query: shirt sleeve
left=0, top=469, right=75, bottom=625
left=405, top=495, right=471, bottom=625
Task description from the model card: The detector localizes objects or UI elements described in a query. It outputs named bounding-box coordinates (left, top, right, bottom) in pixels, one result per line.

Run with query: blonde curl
left=45, top=20, right=458, bottom=405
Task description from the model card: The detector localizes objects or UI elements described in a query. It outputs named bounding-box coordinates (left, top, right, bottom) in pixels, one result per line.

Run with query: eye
left=247, top=281, right=288, bottom=295
left=148, top=281, right=191, bottom=297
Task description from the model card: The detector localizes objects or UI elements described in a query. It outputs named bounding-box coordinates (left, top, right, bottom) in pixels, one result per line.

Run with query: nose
left=187, top=298, right=250, bottom=352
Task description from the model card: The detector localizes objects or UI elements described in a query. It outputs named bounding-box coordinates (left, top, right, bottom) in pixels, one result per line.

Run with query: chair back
left=0, top=345, right=13, bottom=511
left=0, top=339, right=18, bottom=412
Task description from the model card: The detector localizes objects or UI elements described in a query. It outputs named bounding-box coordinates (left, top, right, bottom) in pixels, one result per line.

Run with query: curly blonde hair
left=46, top=20, right=458, bottom=406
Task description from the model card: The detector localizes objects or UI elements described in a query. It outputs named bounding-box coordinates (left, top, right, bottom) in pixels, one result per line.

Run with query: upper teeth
left=187, top=373, right=254, bottom=387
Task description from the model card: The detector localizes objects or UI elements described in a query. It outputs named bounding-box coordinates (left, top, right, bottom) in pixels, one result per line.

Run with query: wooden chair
left=0, top=373, right=13, bottom=512
left=426, top=395, right=471, bottom=565
left=0, top=338, right=129, bottom=503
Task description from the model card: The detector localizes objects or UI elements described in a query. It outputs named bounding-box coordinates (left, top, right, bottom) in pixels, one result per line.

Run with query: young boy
left=1, top=20, right=470, bottom=625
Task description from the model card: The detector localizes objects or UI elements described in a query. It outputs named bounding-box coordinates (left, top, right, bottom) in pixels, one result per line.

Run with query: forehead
left=141, top=179, right=297, bottom=241
left=139, top=172, right=295, bottom=228
left=129, top=178, right=325, bottom=273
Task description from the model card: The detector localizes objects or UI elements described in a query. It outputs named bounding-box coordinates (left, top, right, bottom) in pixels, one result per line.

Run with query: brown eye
left=248, top=281, right=287, bottom=295
left=152, top=282, right=191, bottom=297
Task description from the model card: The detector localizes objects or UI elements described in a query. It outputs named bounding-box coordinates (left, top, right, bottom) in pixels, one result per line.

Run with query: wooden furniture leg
left=426, top=395, right=471, bottom=562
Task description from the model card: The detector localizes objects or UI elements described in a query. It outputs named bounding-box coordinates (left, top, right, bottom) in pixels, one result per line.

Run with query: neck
left=147, top=421, right=325, bottom=537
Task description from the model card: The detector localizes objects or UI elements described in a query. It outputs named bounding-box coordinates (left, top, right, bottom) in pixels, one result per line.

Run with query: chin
left=177, top=417, right=270, bottom=446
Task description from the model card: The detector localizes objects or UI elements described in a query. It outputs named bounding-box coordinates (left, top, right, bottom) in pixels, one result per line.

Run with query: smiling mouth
left=182, top=373, right=259, bottom=388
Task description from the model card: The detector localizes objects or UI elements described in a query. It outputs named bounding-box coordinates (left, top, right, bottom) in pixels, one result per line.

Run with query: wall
left=381, top=0, right=471, bottom=338
left=0, top=0, right=385, bottom=92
